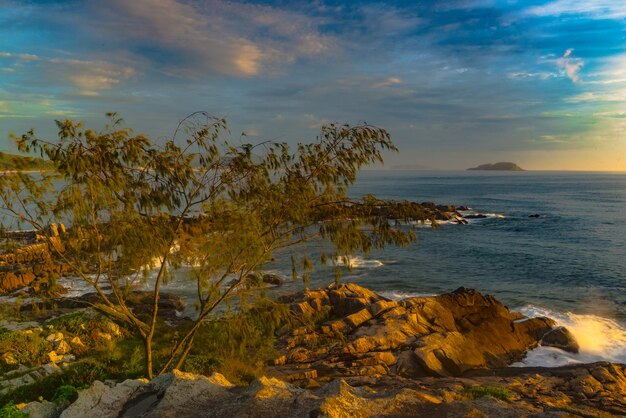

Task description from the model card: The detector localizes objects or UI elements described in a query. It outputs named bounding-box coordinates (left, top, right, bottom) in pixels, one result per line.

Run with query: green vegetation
left=0, top=151, right=52, bottom=171
left=0, top=112, right=422, bottom=379
left=52, top=385, right=78, bottom=404
left=0, top=297, right=295, bottom=405
left=463, top=385, right=512, bottom=401
left=0, top=402, right=29, bottom=418
left=0, top=328, right=50, bottom=373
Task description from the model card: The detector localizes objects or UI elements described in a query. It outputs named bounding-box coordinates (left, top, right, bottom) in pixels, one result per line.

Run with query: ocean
left=268, top=170, right=626, bottom=367
left=53, top=170, right=626, bottom=367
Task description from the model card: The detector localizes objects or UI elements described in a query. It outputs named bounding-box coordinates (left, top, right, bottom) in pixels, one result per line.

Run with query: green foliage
left=0, top=403, right=29, bottom=418
left=0, top=359, right=107, bottom=406
left=0, top=151, right=52, bottom=171
left=183, top=355, right=222, bottom=376
left=52, top=385, right=78, bottom=404
left=0, top=329, right=50, bottom=372
left=182, top=298, right=290, bottom=383
left=463, top=385, right=511, bottom=401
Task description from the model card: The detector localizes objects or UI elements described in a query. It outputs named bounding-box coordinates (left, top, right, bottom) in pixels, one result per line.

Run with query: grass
left=463, top=385, right=512, bottom=401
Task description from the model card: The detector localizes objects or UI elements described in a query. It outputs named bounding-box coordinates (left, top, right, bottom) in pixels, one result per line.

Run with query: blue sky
left=1, top=0, right=625, bottom=170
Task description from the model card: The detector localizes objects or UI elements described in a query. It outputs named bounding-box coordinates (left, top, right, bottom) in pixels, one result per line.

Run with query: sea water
left=262, top=170, right=626, bottom=366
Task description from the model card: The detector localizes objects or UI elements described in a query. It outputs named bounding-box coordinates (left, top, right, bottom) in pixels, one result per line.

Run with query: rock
left=70, top=336, right=85, bottom=348
left=21, top=401, right=59, bottom=418
left=540, top=326, right=580, bottom=353
left=453, top=215, right=468, bottom=225
left=327, top=283, right=382, bottom=316
left=104, top=321, right=122, bottom=337
left=62, top=362, right=626, bottom=418
left=61, top=379, right=147, bottom=418
left=464, top=214, right=487, bottom=219
left=262, top=274, right=284, bottom=286
left=528, top=214, right=540, bottom=218
left=272, top=284, right=558, bottom=379
left=56, top=340, right=72, bottom=355
left=46, top=332, right=64, bottom=343
left=48, top=350, right=63, bottom=363
left=395, top=350, right=425, bottom=377
left=367, top=300, right=398, bottom=317
left=41, top=362, right=63, bottom=375
left=1, top=352, right=18, bottom=365
left=344, top=309, right=373, bottom=329
left=142, top=371, right=234, bottom=417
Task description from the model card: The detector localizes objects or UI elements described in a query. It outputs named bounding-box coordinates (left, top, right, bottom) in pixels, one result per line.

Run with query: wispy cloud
left=89, top=0, right=334, bottom=78
left=526, top=1, right=626, bottom=19
left=557, top=49, right=583, bottom=83
left=1, top=53, right=136, bottom=94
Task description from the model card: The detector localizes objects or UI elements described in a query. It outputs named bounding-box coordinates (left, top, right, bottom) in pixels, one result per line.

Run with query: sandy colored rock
left=61, top=379, right=147, bottom=418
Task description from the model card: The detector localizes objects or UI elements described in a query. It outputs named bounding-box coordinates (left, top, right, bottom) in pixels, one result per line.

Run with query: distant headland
left=467, top=162, right=524, bottom=171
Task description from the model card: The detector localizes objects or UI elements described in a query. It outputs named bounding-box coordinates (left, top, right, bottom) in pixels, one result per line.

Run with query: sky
left=0, top=0, right=625, bottom=171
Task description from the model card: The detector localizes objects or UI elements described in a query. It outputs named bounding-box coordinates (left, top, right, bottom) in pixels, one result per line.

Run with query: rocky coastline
left=1, top=213, right=625, bottom=417
left=7, top=283, right=626, bottom=417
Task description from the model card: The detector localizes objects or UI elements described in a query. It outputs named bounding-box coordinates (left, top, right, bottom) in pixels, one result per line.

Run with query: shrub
left=0, top=403, right=29, bottom=418
left=463, top=385, right=511, bottom=401
left=0, top=329, right=50, bottom=371
left=183, top=355, right=222, bottom=376
left=52, top=385, right=78, bottom=404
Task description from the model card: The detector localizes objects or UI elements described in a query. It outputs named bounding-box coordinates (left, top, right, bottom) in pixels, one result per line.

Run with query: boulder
left=540, top=326, right=580, bottom=353
left=21, top=401, right=59, bottom=418
left=262, top=274, right=284, bottom=286
left=61, top=379, right=147, bottom=418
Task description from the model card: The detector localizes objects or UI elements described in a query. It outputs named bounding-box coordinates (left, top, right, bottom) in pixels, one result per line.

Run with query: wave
left=334, top=256, right=384, bottom=269
left=378, top=290, right=436, bottom=300
left=512, top=305, right=626, bottom=367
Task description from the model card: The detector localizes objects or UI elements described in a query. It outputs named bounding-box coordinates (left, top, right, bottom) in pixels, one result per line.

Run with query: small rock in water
left=528, top=214, right=541, bottom=218
left=262, top=274, right=284, bottom=286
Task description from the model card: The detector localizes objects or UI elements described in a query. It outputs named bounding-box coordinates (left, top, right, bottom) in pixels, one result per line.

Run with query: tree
left=0, top=112, right=426, bottom=378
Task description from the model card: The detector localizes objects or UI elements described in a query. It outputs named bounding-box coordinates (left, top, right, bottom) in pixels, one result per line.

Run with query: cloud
left=88, top=0, right=334, bottom=78
left=1, top=52, right=136, bottom=94
left=372, top=77, right=403, bottom=88
left=565, top=90, right=626, bottom=103
left=557, top=49, right=583, bottom=83
left=526, top=1, right=626, bottom=19
left=48, top=58, right=136, bottom=92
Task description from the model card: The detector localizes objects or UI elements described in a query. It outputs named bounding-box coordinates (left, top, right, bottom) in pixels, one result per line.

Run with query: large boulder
left=61, top=379, right=147, bottom=418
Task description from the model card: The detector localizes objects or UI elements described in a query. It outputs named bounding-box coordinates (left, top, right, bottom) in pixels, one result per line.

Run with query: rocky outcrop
left=271, top=284, right=558, bottom=381
left=29, top=362, right=626, bottom=417
left=0, top=224, right=69, bottom=295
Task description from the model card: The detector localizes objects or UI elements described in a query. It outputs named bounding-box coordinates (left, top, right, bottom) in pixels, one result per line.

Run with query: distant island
left=467, top=162, right=524, bottom=171
left=0, top=151, right=53, bottom=171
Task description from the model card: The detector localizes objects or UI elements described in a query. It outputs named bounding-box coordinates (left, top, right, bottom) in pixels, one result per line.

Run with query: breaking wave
left=512, top=305, right=626, bottom=367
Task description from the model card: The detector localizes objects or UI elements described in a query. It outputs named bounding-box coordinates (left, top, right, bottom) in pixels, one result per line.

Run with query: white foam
left=334, top=256, right=384, bottom=268
left=378, top=290, right=436, bottom=300
left=512, top=305, right=626, bottom=367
